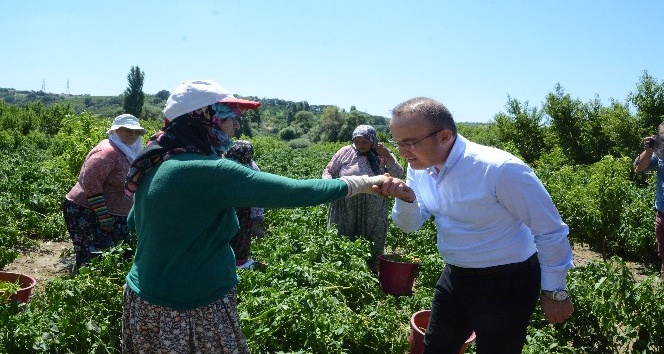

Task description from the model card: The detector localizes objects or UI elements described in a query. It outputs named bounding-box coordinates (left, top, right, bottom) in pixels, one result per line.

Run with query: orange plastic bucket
left=0, top=271, right=37, bottom=303
left=408, top=310, right=476, bottom=354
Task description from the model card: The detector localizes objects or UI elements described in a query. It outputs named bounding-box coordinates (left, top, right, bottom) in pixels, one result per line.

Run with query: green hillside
left=0, top=87, right=396, bottom=147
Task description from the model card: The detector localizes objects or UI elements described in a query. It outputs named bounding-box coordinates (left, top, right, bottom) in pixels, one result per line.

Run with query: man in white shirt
left=376, top=97, right=574, bottom=354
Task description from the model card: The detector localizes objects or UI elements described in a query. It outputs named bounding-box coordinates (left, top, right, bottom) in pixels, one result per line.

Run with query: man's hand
left=643, top=135, right=657, bottom=151
left=540, top=296, right=574, bottom=324
left=375, top=143, right=394, bottom=159
left=373, top=175, right=416, bottom=202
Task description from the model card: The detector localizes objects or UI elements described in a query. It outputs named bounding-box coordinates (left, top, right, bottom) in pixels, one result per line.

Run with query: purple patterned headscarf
left=351, top=124, right=381, bottom=175
left=352, top=125, right=378, bottom=146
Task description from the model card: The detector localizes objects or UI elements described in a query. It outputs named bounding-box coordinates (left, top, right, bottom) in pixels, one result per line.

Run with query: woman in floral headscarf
left=322, top=124, right=404, bottom=272
left=121, top=80, right=393, bottom=354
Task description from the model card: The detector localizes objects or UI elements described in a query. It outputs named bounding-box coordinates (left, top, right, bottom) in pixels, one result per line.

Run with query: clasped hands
left=372, top=174, right=416, bottom=202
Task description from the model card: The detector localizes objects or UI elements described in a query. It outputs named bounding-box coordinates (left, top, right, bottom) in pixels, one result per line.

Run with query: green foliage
left=293, top=110, right=316, bottom=132
left=122, top=66, right=145, bottom=118
left=535, top=259, right=664, bottom=353
left=239, top=206, right=411, bottom=353
left=0, top=88, right=166, bottom=123
left=287, top=138, right=313, bottom=149
left=314, top=106, right=344, bottom=143
left=457, top=122, right=499, bottom=147
left=629, top=70, right=664, bottom=131
left=494, top=96, right=548, bottom=164
left=47, top=112, right=107, bottom=177
left=599, top=100, right=642, bottom=158
left=1, top=243, right=132, bottom=353
left=155, top=90, right=170, bottom=101
left=279, top=126, right=300, bottom=141
left=533, top=146, right=572, bottom=172
left=536, top=156, right=657, bottom=262
left=545, top=84, right=600, bottom=165
left=1, top=86, right=392, bottom=143
left=0, top=137, right=662, bottom=353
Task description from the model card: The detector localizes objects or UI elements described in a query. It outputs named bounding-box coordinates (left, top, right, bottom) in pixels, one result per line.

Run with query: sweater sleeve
left=214, top=159, right=348, bottom=209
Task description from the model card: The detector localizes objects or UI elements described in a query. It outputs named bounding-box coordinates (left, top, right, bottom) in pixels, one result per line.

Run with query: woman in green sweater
left=121, top=79, right=387, bottom=354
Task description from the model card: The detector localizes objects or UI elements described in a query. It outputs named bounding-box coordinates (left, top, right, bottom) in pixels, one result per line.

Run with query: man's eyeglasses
left=389, top=129, right=444, bottom=149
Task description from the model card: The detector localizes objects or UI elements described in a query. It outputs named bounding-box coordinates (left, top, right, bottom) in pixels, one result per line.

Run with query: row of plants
left=1, top=204, right=662, bottom=353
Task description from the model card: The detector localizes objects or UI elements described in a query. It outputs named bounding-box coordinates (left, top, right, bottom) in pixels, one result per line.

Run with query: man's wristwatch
left=541, top=289, right=569, bottom=301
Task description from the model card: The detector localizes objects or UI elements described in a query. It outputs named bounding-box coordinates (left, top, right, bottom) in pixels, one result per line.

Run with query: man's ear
left=440, top=129, right=454, bottom=144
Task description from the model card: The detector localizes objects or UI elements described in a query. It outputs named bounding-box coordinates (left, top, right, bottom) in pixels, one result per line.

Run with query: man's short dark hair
left=391, top=97, right=457, bottom=135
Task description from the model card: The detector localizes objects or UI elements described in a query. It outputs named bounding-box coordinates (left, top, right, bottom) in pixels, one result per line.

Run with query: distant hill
left=0, top=87, right=169, bottom=121
left=0, top=87, right=396, bottom=147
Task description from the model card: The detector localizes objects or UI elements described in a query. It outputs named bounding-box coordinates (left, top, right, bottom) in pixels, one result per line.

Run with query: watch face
left=553, top=290, right=568, bottom=301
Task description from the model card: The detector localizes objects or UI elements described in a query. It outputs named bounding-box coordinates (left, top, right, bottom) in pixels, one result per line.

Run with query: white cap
left=107, top=114, right=145, bottom=134
left=162, top=79, right=261, bottom=121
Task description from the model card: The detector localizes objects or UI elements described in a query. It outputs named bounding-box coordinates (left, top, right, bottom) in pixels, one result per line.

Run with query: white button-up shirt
left=392, top=134, right=574, bottom=291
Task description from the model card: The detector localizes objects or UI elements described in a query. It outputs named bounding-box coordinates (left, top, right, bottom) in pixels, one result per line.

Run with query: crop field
left=0, top=101, right=663, bottom=353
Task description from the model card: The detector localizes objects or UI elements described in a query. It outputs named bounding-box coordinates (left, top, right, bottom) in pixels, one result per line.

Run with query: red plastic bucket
left=0, top=271, right=37, bottom=303
left=408, top=310, right=476, bottom=354
left=378, top=254, right=419, bottom=296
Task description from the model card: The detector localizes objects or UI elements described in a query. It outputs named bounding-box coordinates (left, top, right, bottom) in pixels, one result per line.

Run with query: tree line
left=2, top=67, right=664, bottom=161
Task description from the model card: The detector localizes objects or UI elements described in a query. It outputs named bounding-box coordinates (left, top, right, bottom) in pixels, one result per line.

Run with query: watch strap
left=541, top=289, right=568, bottom=301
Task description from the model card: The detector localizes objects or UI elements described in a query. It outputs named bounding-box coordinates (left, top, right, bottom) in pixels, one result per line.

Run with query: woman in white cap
left=120, top=79, right=404, bottom=354
left=62, top=114, right=145, bottom=269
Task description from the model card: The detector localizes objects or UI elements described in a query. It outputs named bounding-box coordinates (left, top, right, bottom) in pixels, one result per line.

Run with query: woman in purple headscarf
left=322, top=124, right=404, bottom=272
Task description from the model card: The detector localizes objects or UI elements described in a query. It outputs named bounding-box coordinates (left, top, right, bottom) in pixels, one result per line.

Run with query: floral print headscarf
left=224, top=140, right=254, bottom=166
left=125, top=103, right=241, bottom=197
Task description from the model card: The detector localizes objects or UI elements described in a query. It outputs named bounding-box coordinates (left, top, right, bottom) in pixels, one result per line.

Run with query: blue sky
left=2, top=1, right=662, bottom=122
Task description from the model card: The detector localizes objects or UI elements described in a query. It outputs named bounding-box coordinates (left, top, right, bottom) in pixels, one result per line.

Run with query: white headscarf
left=108, top=131, right=143, bottom=163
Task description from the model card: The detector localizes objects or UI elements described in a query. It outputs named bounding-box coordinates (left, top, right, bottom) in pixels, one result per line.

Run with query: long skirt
left=122, top=287, right=250, bottom=354
left=327, top=193, right=391, bottom=271
left=61, top=198, right=129, bottom=268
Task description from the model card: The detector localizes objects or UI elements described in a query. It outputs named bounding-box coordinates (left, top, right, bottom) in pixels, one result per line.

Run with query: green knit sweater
left=126, top=154, right=347, bottom=310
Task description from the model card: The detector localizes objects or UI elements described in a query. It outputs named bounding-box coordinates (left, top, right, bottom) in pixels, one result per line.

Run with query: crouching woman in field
left=121, top=79, right=391, bottom=354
